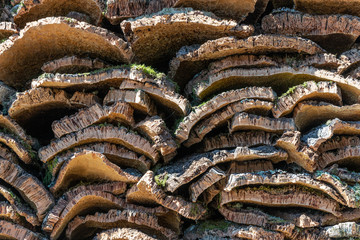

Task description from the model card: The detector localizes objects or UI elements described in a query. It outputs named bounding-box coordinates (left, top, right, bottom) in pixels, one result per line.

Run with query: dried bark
left=9, top=88, right=99, bottom=125
left=184, top=100, right=273, bottom=147
left=66, top=209, right=177, bottom=240
left=94, top=228, right=157, bottom=240
left=50, top=143, right=151, bottom=176
left=0, top=220, right=45, bottom=240
left=103, top=89, right=157, bottom=116
left=41, top=56, right=110, bottom=74
left=191, top=66, right=360, bottom=103
left=121, top=8, right=253, bottom=65
left=302, top=118, right=360, bottom=151
left=294, top=101, right=360, bottom=131
left=322, top=164, right=360, bottom=184
left=135, top=116, right=177, bottom=162
left=294, top=0, right=360, bottom=17
left=262, top=11, right=360, bottom=52
left=200, top=131, right=278, bottom=153
left=221, top=185, right=341, bottom=216
left=0, top=21, right=17, bottom=39
left=0, top=17, right=132, bottom=89
left=52, top=102, right=135, bottom=138
left=273, top=81, right=342, bottom=118
left=230, top=112, right=296, bottom=134
left=338, top=48, right=360, bottom=75
left=320, top=145, right=360, bottom=169
left=119, top=80, right=191, bottom=116
left=39, top=125, right=159, bottom=164
left=50, top=150, right=140, bottom=196
left=169, top=35, right=324, bottom=86
left=127, top=171, right=207, bottom=220
left=227, top=160, right=274, bottom=174
left=33, top=66, right=177, bottom=92
left=14, top=0, right=104, bottom=28
left=175, top=86, right=276, bottom=143
left=318, top=136, right=360, bottom=153
left=0, top=132, right=32, bottom=164
left=322, top=222, right=360, bottom=238
left=276, top=131, right=318, bottom=172
left=0, top=159, right=54, bottom=221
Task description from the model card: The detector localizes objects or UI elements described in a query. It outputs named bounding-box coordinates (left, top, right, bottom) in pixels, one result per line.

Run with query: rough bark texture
left=103, top=89, right=157, bottom=116
left=0, top=220, right=45, bottom=240
left=121, top=8, right=253, bottom=65
left=169, top=35, right=324, bottom=86
left=294, top=0, right=360, bottom=17
left=227, top=160, right=274, bottom=174
left=0, top=16, right=132, bottom=89
left=0, top=21, right=17, bottom=39
left=94, top=227, right=157, bottom=240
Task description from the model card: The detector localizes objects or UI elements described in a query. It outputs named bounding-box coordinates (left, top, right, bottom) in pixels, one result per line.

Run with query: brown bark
left=184, top=100, right=273, bottom=147
left=322, top=164, right=360, bottom=184
left=338, top=48, right=360, bottom=74
left=41, top=56, right=110, bottom=74
left=103, top=89, right=157, bottom=116
left=52, top=102, right=135, bottom=138
left=273, top=81, right=342, bottom=118
left=322, top=222, right=360, bottom=238
left=175, top=86, right=275, bottom=143
left=227, top=160, right=274, bottom=174
left=0, top=159, right=54, bottom=221
left=39, top=125, right=159, bottom=164
left=94, top=228, right=157, bottom=240
left=0, top=21, right=17, bottom=39
left=318, top=136, right=360, bottom=153
left=135, top=116, right=177, bottom=162
left=121, top=8, right=253, bottom=65
left=169, top=35, right=324, bottom=87
left=0, top=17, right=132, bottom=89
left=119, top=80, right=191, bottom=116
left=50, top=150, right=139, bottom=196
left=0, top=132, right=32, bottom=164
left=0, top=220, right=45, bottom=240
left=230, top=112, right=296, bottom=134
left=294, top=0, right=360, bottom=17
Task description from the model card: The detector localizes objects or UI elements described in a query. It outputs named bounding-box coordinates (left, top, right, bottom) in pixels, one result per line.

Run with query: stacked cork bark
left=2, top=0, right=360, bottom=239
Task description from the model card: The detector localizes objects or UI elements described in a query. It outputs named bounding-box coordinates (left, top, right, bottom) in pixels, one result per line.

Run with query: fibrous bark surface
left=0, top=21, right=17, bottom=39
left=121, top=8, right=253, bottom=65
left=294, top=0, right=360, bottom=17
left=0, top=17, right=132, bottom=89
left=94, top=227, right=157, bottom=240
left=0, top=220, right=45, bottom=240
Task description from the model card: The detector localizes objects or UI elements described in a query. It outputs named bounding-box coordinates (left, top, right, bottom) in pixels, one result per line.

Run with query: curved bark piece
left=8, top=88, right=99, bottom=125
left=224, top=170, right=346, bottom=206
left=294, top=0, right=360, bottom=17
left=276, top=131, right=318, bottom=172
left=103, top=89, right=157, bottom=116
left=50, top=150, right=140, bottom=196
left=262, top=11, right=360, bottom=53
left=0, top=159, right=54, bottom=220
left=121, top=8, right=253, bottom=65
left=221, top=185, right=341, bottom=217
left=320, top=145, right=360, bottom=169
left=322, top=164, right=360, bottom=184
left=184, top=221, right=284, bottom=240
left=169, top=35, right=324, bottom=86
left=0, top=21, right=17, bottom=39
left=323, top=222, right=360, bottom=239
left=33, top=66, right=177, bottom=92
left=14, top=0, right=103, bottom=27
left=294, top=101, right=360, bottom=131
left=318, top=136, right=360, bottom=153
left=50, top=143, right=151, bottom=177
left=302, top=118, right=360, bottom=151
left=52, top=102, right=135, bottom=138
left=39, top=125, right=159, bottom=164
left=189, top=167, right=226, bottom=202
left=66, top=209, right=177, bottom=240
left=175, top=86, right=276, bottom=143
left=0, top=220, right=45, bottom=240
left=41, top=56, right=110, bottom=74
left=135, top=116, right=177, bottom=162
left=126, top=171, right=206, bottom=220
left=192, top=66, right=360, bottom=102
left=0, top=132, right=32, bottom=164
left=230, top=112, right=296, bottom=134
left=119, top=80, right=190, bottom=116
left=0, top=17, right=132, bottom=89
left=273, top=81, right=342, bottom=118
left=0, top=201, right=24, bottom=225
left=158, top=146, right=287, bottom=193
left=338, top=48, right=360, bottom=75
left=94, top=228, right=157, bottom=240
left=228, top=160, right=274, bottom=174
left=184, top=100, right=273, bottom=147
left=200, top=131, right=277, bottom=152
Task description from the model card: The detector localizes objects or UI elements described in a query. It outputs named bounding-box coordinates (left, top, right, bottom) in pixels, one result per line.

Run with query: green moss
left=43, top=156, right=59, bottom=186
left=190, top=203, right=201, bottom=216
left=279, top=81, right=310, bottom=98
left=197, top=220, right=231, bottom=233
left=154, top=173, right=168, bottom=188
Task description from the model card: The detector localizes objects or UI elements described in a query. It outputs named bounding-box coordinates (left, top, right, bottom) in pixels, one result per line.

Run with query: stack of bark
left=1, top=0, right=360, bottom=239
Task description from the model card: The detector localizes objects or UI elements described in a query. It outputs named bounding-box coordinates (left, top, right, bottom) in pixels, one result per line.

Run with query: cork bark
left=94, top=228, right=157, bottom=240
left=169, top=35, right=324, bottom=86
left=39, top=125, right=159, bottom=164
left=41, top=56, right=110, bottom=74
left=103, top=89, right=157, bottom=116
left=175, top=86, right=276, bottom=143
left=52, top=102, right=135, bottom=138
left=0, top=220, right=45, bottom=240
left=273, top=81, right=342, bottom=118
left=0, top=17, right=132, bottom=89
left=121, top=8, right=253, bottom=65
left=227, top=160, right=274, bottom=174
left=338, top=48, right=360, bottom=75
left=0, top=21, right=17, bottom=39
left=320, top=145, right=360, bottom=169
left=318, top=136, right=360, bottom=153
left=294, top=0, right=360, bottom=17
left=322, top=222, right=360, bottom=239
